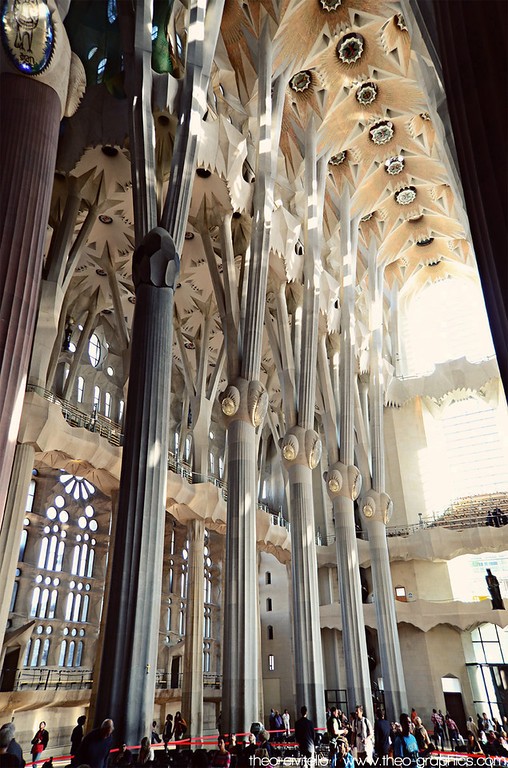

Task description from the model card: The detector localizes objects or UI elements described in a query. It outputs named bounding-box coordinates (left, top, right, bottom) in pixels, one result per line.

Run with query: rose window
left=329, top=151, right=347, bottom=166
left=336, top=33, right=365, bottom=65
left=289, top=70, right=312, bottom=93
left=320, top=0, right=342, bottom=10
left=385, top=156, right=405, bottom=175
left=356, top=82, right=378, bottom=105
left=394, top=186, right=417, bottom=205
left=369, top=120, right=394, bottom=145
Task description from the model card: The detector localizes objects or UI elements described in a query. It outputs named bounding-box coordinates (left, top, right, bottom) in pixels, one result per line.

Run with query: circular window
left=89, top=520, right=98, bottom=532
left=63, top=627, right=69, bottom=636
left=107, top=366, right=114, bottom=376
left=71, top=628, right=77, bottom=636
left=85, top=505, right=94, bottom=518
left=84, top=533, right=90, bottom=541
left=77, top=583, right=83, bottom=591
left=44, top=576, right=51, bottom=585
left=85, top=584, right=91, bottom=592
left=61, top=530, right=67, bottom=538
left=52, top=524, right=59, bottom=533
left=24, top=518, right=30, bottom=526
left=36, top=626, right=44, bottom=634
left=79, top=629, right=85, bottom=637
left=70, top=580, right=76, bottom=589
left=46, top=626, right=52, bottom=634
left=53, top=578, right=60, bottom=586
left=43, top=526, right=50, bottom=534
left=78, top=516, right=87, bottom=529
left=59, top=510, right=69, bottom=523
left=336, top=33, right=365, bottom=65
left=54, top=495, right=65, bottom=508
left=35, top=575, right=43, bottom=584
left=46, top=507, right=57, bottom=520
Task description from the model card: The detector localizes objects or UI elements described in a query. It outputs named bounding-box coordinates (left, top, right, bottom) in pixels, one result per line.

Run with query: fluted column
left=324, top=463, right=372, bottom=719
left=93, top=228, right=180, bottom=744
left=0, top=0, right=78, bottom=524
left=361, top=257, right=407, bottom=720
left=221, top=379, right=268, bottom=735
left=0, top=75, right=61, bottom=525
left=324, top=191, right=373, bottom=720
left=280, top=428, right=325, bottom=725
left=0, top=443, right=35, bottom=663
left=182, top=518, right=205, bottom=739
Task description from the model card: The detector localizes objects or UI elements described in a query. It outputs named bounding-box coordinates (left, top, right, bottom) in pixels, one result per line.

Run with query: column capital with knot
left=133, top=227, right=180, bottom=289
left=360, top=489, right=393, bottom=525
left=219, top=377, right=268, bottom=429
left=323, top=461, right=362, bottom=501
left=279, top=426, right=322, bottom=471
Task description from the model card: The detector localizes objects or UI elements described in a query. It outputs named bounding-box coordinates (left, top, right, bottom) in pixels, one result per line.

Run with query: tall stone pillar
left=0, top=443, right=35, bottom=663
left=93, top=228, right=179, bottom=744
left=361, top=256, right=407, bottom=720
left=220, top=379, right=268, bottom=735
left=321, top=190, right=373, bottom=720
left=182, top=518, right=205, bottom=739
left=324, top=465, right=372, bottom=720
left=280, top=432, right=325, bottom=724
left=0, top=1, right=79, bottom=525
left=0, top=75, right=60, bottom=524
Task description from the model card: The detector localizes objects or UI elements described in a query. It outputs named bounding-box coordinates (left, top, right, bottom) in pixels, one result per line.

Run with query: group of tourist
left=5, top=704, right=508, bottom=768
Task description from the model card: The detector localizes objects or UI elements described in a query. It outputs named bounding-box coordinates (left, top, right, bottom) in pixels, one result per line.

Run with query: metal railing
left=12, top=667, right=93, bottom=690
left=25, top=384, right=291, bottom=532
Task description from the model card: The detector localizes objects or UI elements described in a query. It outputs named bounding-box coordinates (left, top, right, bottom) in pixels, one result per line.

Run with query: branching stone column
left=324, top=462, right=372, bottom=717
left=320, top=190, right=373, bottom=720
left=220, top=378, right=269, bottom=735
left=93, top=228, right=179, bottom=744
left=280, top=427, right=325, bottom=723
left=0, top=443, right=35, bottom=662
left=361, top=254, right=407, bottom=720
left=182, top=517, right=205, bottom=739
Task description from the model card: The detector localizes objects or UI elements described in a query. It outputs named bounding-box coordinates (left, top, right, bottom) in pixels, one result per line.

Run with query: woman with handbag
left=30, top=723, right=49, bottom=766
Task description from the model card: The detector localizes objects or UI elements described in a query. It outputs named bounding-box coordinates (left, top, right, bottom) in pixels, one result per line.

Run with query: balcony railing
left=10, top=667, right=93, bottom=690
left=25, top=384, right=291, bottom=533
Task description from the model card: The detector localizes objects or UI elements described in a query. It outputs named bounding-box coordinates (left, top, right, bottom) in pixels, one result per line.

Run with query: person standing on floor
left=294, top=706, right=316, bottom=761
left=30, top=723, right=49, bottom=766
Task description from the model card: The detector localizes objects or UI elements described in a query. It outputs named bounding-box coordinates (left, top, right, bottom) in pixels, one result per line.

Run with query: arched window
left=81, top=595, right=89, bottom=622
left=265, top=572, right=272, bottom=585
left=67, top=640, right=75, bottom=667
left=75, top=641, right=84, bottom=667
left=77, top=376, right=85, bottom=403
left=267, top=625, right=274, bottom=640
left=26, top=480, right=36, bottom=512
left=19, top=529, right=28, bottom=561
left=30, top=588, right=40, bottom=617
left=38, top=539, right=48, bottom=569
left=104, top=391, right=111, bottom=417
left=93, top=386, right=101, bottom=410
left=119, top=399, right=125, bottom=422
left=266, top=598, right=272, bottom=612
left=58, top=640, right=67, bottom=666
left=40, top=639, right=50, bottom=666
left=38, top=588, right=49, bottom=618
left=30, top=638, right=41, bottom=667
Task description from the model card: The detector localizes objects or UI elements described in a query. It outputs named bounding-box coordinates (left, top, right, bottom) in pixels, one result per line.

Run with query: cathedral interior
left=0, top=0, right=507, bottom=754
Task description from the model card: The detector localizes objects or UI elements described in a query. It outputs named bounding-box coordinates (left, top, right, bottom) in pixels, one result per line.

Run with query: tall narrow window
left=77, top=376, right=85, bottom=403
left=266, top=598, right=272, bottom=612
left=93, top=386, right=101, bottom=410
left=268, top=654, right=275, bottom=671
left=119, top=399, right=125, bottom=422
left=267, top=625, right=274, bottom=640
left=104, top=392, right=111, bottom=417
